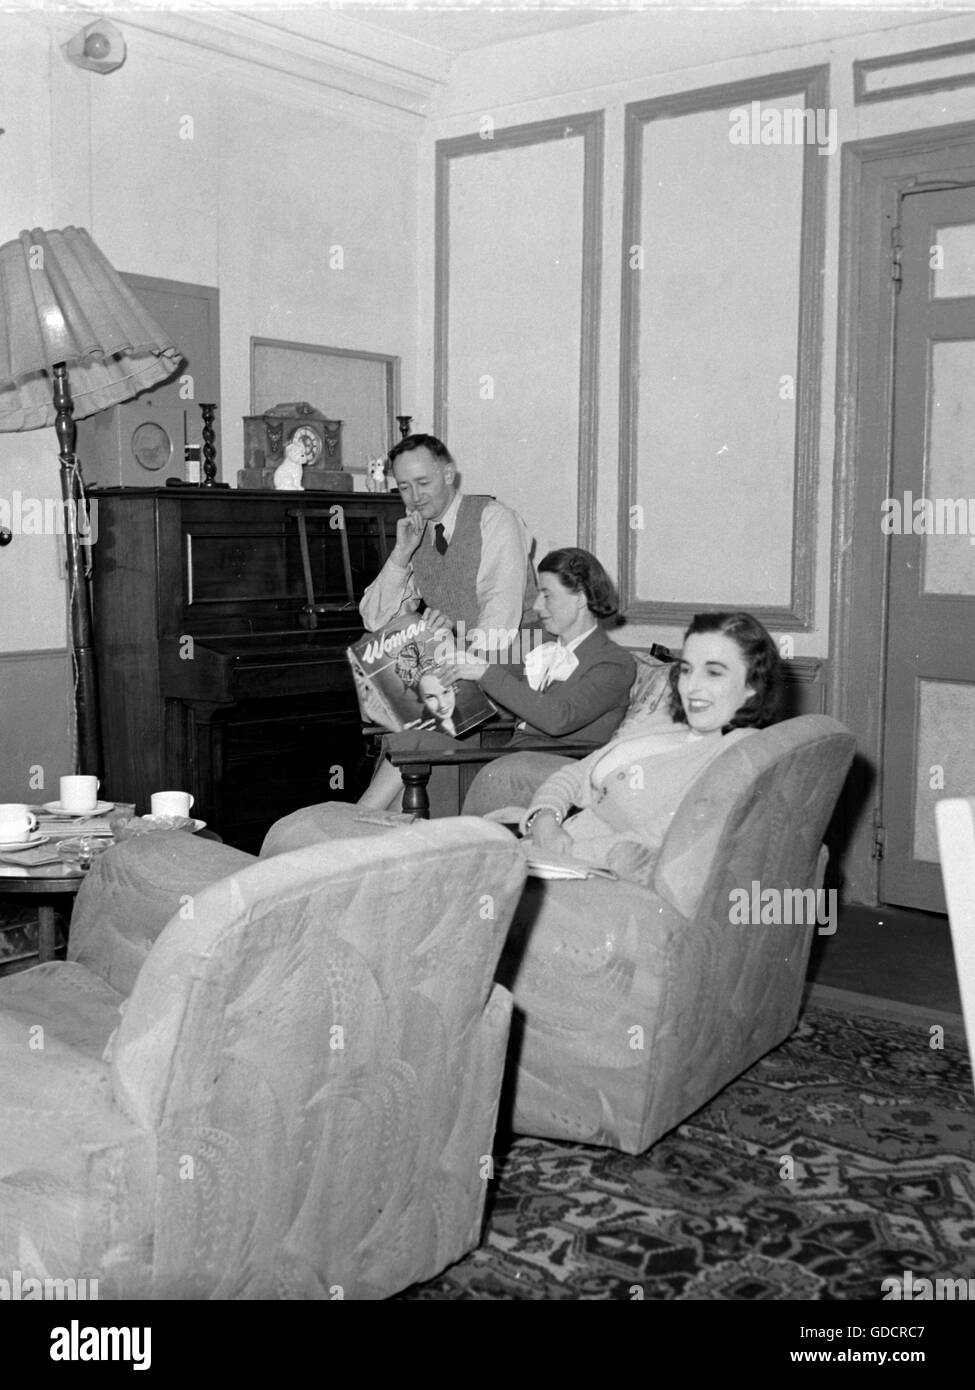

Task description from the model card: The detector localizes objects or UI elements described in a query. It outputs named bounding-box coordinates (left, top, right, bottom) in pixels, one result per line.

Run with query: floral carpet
left=402, top=1002, right=975, bottom=1300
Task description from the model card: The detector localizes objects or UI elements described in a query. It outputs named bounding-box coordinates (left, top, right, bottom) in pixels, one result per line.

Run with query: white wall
left=0, top=11, right=420, bottom=797
left=0, top=13, right=419, bottom=650
left=5, top=2, right=975, bottom=799
left=419, top=6, right=975, bottom=658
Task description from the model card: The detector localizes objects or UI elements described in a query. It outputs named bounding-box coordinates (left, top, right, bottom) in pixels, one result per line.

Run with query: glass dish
left=56, top=836, right=112, bottom=869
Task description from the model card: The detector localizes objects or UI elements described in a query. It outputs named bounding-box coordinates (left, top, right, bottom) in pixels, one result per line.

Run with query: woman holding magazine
left=357, top=547, right=636, bottom=812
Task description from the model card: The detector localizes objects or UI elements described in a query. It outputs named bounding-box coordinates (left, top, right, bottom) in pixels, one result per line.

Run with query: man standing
left=360, top=434, right=535, bottom=657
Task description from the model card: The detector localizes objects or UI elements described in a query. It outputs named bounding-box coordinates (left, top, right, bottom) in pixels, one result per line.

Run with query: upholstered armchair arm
left=499, top=873, right=686, bottom=1150
left=501, top=853, right=821, bottom=1154
left=68, top=833, right=257, bottom=996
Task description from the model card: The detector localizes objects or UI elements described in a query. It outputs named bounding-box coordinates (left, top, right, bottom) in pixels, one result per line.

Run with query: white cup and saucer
left=146, top=791, right=205, bottom=832
left=43, top=776, right=115, bottom=817
left=150, top=790, right=194, bottom=819
left=0, top=803, right=47, bottom=851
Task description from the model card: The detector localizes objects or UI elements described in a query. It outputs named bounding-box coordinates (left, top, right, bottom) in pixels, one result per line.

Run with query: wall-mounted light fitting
left=62, top=19, right=126, bottom=75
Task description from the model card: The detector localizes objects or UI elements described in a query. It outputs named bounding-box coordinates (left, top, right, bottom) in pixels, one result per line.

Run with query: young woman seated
left=358, top=547, right=636, bottom=812
left=514, top=610, right=784, bottom=887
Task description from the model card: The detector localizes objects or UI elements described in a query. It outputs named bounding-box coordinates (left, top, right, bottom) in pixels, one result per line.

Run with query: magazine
left=348, top=615, right=498, bottom=737
left=522, top=847, right=619, bottom=881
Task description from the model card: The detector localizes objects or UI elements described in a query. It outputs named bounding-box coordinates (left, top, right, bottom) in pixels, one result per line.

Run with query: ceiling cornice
left=37, top=6, right=450, bottom=122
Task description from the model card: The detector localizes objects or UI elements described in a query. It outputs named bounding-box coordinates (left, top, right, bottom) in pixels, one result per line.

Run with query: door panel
left=921, top=339, right=975, bottom=595
left=882, top=184, right=975, bottom=911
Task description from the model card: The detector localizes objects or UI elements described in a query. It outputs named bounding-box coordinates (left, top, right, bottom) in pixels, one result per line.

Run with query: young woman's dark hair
left=387, top=433, right=455, bottom=469
left=537, top=547, right=619, bottom=620
left=667, top=610, right=784, bottom=730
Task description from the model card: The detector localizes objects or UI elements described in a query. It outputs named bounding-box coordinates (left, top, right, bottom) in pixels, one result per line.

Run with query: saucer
left=140, top=816, right=206, bottom=833
left=42, top=800, right=115, bottom=816
left=0, top=832, right=50, bottom=851
left=109, top=815, right=206, bottom=841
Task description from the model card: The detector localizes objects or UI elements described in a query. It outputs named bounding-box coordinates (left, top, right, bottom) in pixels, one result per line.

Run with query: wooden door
left=125, top=274, right=221, bottom=468
left=76, top=275, right=219, bottom=486
left=881, top=183, right=975, bottom=911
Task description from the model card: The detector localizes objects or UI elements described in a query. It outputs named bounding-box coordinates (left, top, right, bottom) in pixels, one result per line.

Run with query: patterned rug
left=401, top=1001, right=975, bottom=1300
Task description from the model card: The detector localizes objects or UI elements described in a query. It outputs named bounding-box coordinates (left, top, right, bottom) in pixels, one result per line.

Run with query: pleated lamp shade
left=0, top=226, right=182, bottom=432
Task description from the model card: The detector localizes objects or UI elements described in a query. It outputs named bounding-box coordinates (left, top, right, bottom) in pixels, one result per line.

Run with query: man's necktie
left=434, top=523, right=448, bottom=556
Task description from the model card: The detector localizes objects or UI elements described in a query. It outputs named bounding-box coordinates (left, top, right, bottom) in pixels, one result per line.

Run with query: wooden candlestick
left=200, top=403, right=228, bottom=488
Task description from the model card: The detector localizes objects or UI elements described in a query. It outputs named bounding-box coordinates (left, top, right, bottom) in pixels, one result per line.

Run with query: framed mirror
left=250, top=338, right=400, bottom=478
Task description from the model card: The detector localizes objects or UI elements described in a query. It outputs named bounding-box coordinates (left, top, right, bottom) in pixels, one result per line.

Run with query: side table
left=0, top=862, right=87, bottom=963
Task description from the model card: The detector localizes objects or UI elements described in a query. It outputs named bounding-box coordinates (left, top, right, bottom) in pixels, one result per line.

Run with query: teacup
left=0, top=804, right=38, bottom=843
left=150, top=791, right=194, bottom=819
left=60, top=775, right=100, bottom=814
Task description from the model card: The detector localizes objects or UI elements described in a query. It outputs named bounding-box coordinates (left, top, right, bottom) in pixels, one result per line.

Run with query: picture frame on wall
left=249, top=338, right=400, bottom=482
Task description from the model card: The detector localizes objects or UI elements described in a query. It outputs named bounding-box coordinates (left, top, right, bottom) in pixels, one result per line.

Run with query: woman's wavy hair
left=537, top=547, right=619, bottom=620
left=668, top=611, right=785, bottom=731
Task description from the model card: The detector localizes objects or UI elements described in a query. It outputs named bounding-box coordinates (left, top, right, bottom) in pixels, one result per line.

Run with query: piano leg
left=180, top=700, right=227, bottom=835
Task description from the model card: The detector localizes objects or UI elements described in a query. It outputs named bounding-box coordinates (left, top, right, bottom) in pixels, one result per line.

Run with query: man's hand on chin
left=391, top=509, right=425, bottom=566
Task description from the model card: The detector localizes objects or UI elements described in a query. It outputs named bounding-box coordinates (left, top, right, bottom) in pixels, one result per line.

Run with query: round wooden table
left=0, top=861, right=86, bottom=962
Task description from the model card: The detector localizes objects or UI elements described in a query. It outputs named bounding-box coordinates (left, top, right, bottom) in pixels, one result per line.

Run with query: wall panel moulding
left=855, top=39, right=975, bottom=105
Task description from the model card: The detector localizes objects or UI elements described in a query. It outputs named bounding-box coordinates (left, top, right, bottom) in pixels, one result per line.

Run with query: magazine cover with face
left=348, top=615, right=497, bottom=736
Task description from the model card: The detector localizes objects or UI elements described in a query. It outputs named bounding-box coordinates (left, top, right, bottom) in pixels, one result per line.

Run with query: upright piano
left=89, top=487, right=401, bottom=851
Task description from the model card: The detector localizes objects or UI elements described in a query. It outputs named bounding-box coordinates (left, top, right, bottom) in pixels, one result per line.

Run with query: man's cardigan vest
left=411, top=494, right=536, bottom=636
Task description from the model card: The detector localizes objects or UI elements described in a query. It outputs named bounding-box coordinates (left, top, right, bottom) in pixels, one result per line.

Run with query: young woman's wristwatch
left=524, top=807, right=563, bottom=834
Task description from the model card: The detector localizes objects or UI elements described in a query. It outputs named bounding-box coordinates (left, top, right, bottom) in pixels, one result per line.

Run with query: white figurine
left=365, top=456, right=388, bottom=493
left=273, top=440, right=305, bottom=491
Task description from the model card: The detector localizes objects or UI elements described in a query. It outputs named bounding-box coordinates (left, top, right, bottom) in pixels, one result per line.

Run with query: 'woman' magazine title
left=348, top=616, right=496, bottom=737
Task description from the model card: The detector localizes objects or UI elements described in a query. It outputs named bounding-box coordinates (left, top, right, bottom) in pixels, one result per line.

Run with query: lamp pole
left=53, top=361, right=101, bottom=776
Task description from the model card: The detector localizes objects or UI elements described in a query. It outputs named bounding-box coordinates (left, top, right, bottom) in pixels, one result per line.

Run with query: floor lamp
left=0, top=226, right=181, bottom=775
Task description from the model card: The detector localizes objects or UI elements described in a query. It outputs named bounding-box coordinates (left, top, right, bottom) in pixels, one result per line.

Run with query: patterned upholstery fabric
left=0, top=820, right=526, bottom=1298
left=498, top=715, right=855, bottom=1154
left=613, top=652, right=675, bottom=738
left=69, top=831, right=256, bottom=995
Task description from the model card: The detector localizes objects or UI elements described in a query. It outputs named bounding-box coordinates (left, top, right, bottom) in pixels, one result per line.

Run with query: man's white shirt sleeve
left=472, top=502, right=531, bottom=655
left=359, top=558, right=422, bottom=631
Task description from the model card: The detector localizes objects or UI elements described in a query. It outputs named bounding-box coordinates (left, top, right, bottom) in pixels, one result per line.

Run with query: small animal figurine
left=273, top=440, right=304, bottom=491
left=365, top=456, right=388, bottom=493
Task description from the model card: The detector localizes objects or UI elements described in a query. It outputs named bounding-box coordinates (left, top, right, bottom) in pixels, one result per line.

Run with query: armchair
left=0, top=819, right=526, bottom=1299
left=496, top=715, right=856, bottom=1154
